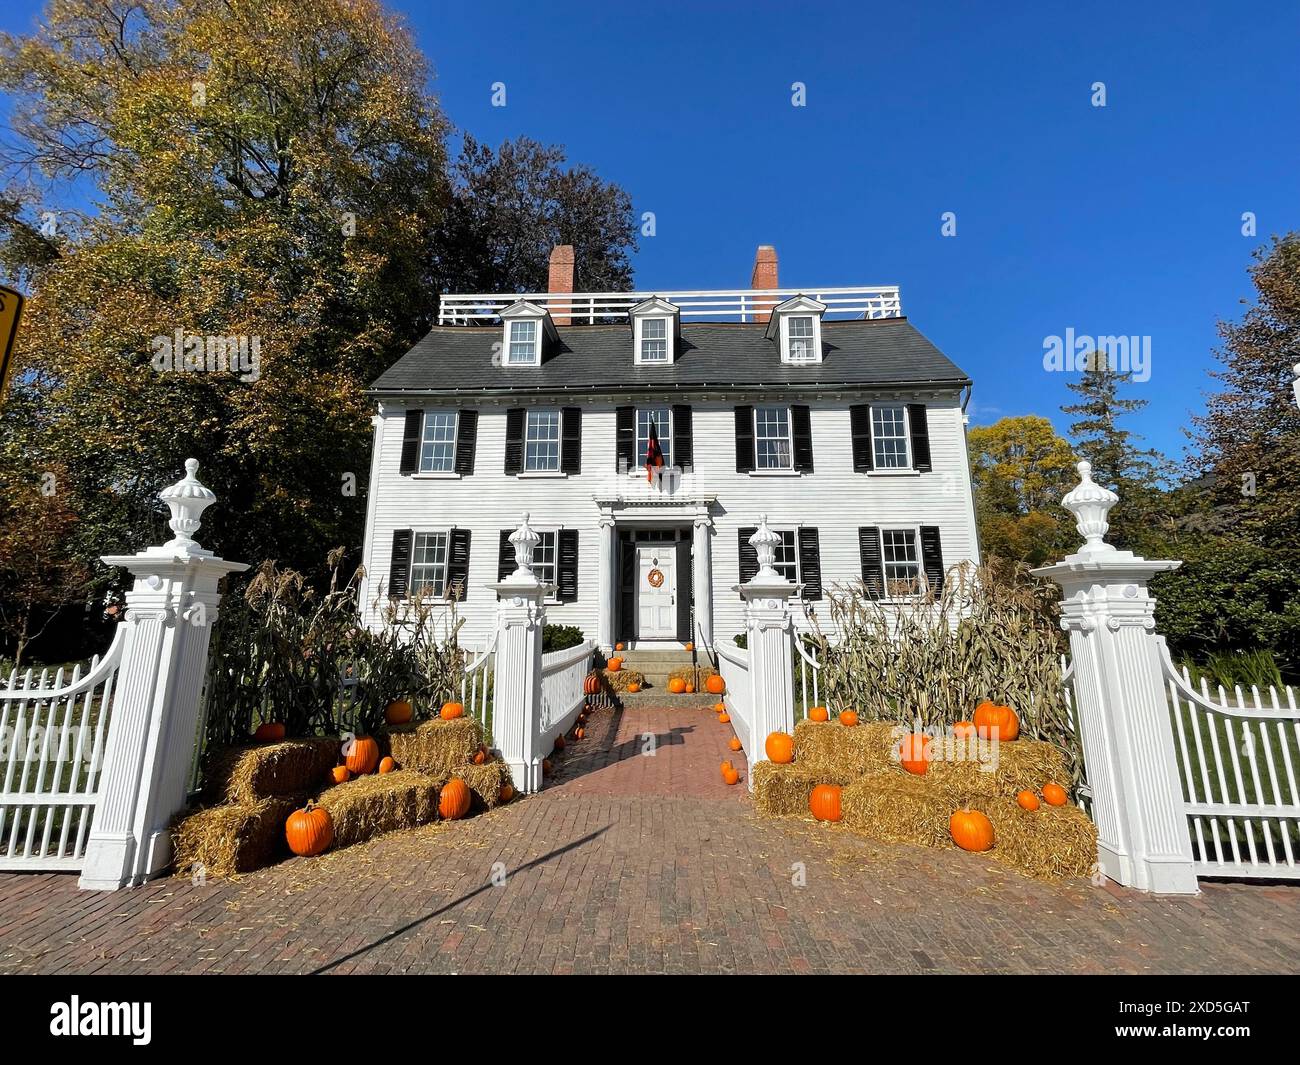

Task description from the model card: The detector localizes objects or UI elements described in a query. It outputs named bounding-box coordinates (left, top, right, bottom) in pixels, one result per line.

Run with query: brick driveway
left=1, top=704, right=1297, bottom=975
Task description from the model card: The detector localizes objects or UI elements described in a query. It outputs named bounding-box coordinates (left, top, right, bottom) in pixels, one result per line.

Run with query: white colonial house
left=358, top=245, right=980, bottom=652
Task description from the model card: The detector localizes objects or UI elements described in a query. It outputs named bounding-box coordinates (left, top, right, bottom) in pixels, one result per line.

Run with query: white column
left=735, top=516, right=797, bottom=777
left=1032, top=462, right=1197, bottom=895
left=488, top=514, right=548, bottom=793
left=692, top=516, right=713, bottom=649
left=80, top=460, right=247, bottom=890
left=596, top=516, right=615, bottom=653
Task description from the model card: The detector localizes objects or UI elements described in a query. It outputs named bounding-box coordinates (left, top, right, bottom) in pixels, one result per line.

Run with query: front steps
left=613, top=648, right=706, bottom=691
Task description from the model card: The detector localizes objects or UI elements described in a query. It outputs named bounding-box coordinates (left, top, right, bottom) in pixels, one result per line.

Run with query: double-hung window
left=872, top=404, right=910, bottom=469
left=773, top=529, right=799, bottom=583
left=636, top=406, right=672, bottom=468
left=418, top=411, right=457, bottom=472
left=755, top=405, right=792, bottom=470
left=525, top=409, right=561, bottom=472
left=881, top=529, right=921, bottom=596
left=532, top=531, right=557, bottom=590
left=640, top=318, right=669, bottom=362
left=786, top=316, right=817, bottom=361
left=410, top=531, right=450, bottom=596
left=508, top=320, right=539, bottom=365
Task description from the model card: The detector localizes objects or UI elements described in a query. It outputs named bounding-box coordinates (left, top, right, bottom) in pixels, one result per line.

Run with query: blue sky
left=3, top=0, right=1297, bottom=463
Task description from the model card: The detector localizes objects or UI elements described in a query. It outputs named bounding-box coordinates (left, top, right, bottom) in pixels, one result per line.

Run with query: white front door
left=636, top=544, right=676, bottom=639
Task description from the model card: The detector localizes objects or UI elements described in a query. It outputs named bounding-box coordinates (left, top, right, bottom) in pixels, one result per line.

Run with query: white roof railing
left=436, top=286, right=902, bottom=325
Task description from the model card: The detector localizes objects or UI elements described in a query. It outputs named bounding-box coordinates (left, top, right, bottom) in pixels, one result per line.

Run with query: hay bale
left=924, top=736, right=1069, bottom=804
left=171, top=795, right=301, bottom=878
left=666, top=665, right=719, bottom=686
left=985, top=798, right=1098, bottom=880
left=203, top=738, right=340, bottom=805
left=791, top=719, right=897, bottom=779
left=601, top=668, right=644, bottom=693
left=840, top=772, right=954, bottom=848
left=751, top=761, right=826, bottom=818
left=381, top=717, right=484, bottom=776
left=314, top=770, right=441, bottom=848
left=452, top=760, right=513, bottom=809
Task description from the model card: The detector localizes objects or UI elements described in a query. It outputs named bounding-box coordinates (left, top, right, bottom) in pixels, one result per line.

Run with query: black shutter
left=798, top=528, right=822, bottom=601
left=446, top=529, right=471, bottom=601
left=399, top=409, right=422, bottom=474
left=734, top=406, right=754, bottom=473
left=561, top=407, right=582, bottom=474
left=850, top=404, right=874, bottom=472
left=676, top=539, right=692, bottom=641
left=737, top=527, right=758, bottom=591
left=920, top=526, right=944, bottom=594
left=858, top=526, right=883, bottom=598
left=792, top=405, right=814, bottom=472
left=908, top=403, right=932, bottom=472
left=557, top=529, right=579, bottom=602
left=497, top=529, right=514, bottom=581
left=389, top=529, right=412, bottom=597
left=504, top=408, right=525, bottom=474
left=615, top=406, right=635, bottom=472
left=672, top=404, right=693, bottom=470
left=454, top=410, right=478, bottom=475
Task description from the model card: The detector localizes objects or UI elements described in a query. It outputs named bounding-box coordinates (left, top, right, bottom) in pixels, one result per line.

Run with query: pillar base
left=1098, top=842, right=1199, bottom=895
left=78, top=832, right=137, bottom=891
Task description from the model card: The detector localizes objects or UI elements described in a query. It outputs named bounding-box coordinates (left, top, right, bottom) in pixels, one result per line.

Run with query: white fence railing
left=539, top=641, right=594, bottom=748
left=716, top=641, right=753, bottom=758
left=1159, top=639, right=1300, bottom=880
left=438, top=286, right=902, bottom=325
left=0, top=627, right=126, bottom=871
left=794, top=636, right=823, bottom=720
left=461, top=632, right=499, bottom=741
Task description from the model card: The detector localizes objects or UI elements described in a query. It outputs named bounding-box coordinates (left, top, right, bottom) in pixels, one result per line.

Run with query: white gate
left=0, top=627, right=125, bottom=871
left=1159, top=639, right=1300, bottom=880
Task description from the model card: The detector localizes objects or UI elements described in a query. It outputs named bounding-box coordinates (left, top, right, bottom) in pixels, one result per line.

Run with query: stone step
left=615, top=691, right=723, bottom=710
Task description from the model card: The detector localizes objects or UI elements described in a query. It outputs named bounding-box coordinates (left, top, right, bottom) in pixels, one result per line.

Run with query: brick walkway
left=1, top=703, right=1297, bottom=975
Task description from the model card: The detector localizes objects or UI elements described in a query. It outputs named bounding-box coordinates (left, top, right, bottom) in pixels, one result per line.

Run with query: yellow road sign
left=0, top=284, right=25, bottom=401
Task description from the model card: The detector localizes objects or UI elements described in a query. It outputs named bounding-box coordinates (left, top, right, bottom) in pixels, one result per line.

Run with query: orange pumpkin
left=685, top=641, right=694, bottom=652
left=667, top=677, right=687, bottom=694
left=378, top=756, right=396, bottom=774
left=952, top=720, right=976, bottom=740
left=973, top=701, right=1019, bottom=741
left=722, top=766, right=740, bottom=786
left=329, top=765, right=352, bottom=785
left=810, top=784, right=843, bottom=823
left=344, top=735, right=379, bottom=776
left=384, top=699, right=413, bottom=725
left=684, top=683, right=696, bottom=694
left=839, top=710, right=859, bottom=727
left=705, top=674, right=726, bottom=695
left=720, top=760, right=733, bottom=774
left=285, top=802, right=333, bottom=856
left=1016, top=789, right=1040, bottom=811
left=809, top=706, right=829, bottom=722
left=472, top=746, right=488, bottom=764
left=718, top=712, right=731, bottom=724
left=627, top=682, right=642, bottom=693
left=714, top=701, right=727, bottom=713
left=254, top=722, right=286, bottom=743
left=574, top=726, right=586, bottom=740
left=765, top=731, right=795, bottom=765
left=728, top=736, right=742, bottom=752
left=553, top=734, right=565, bottom=751
left=949, top=808, right=995, bottom=852
left=1042, top=782, right=1069, bottom=806
left=583, top=672, right=601, bottom=696
left=440, top=701, right=465, bottom=720
left=499, top=784, right=515, bottom=804
left=615, top=642, right=624, bottom=651
left=438, top=778, right=472, bottom=820
left=542, top=757, right=554, bottom=776
left=898, top=732, right=930, bottom=776
left=607, top=657, right=623, bottom=672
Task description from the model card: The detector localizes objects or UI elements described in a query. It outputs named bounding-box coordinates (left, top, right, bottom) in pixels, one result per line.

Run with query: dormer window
left=499, top=300, right=555, bottom=368
left=629, top=297, right=680, bottom=365
left=768, top=295, right=826, bottom=365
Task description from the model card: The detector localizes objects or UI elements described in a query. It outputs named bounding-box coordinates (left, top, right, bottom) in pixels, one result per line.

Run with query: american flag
left=644, top=418, right=664, bottom=483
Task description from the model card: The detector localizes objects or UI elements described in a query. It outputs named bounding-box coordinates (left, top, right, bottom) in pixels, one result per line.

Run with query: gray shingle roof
left=369, top=317, right=970, bottom=395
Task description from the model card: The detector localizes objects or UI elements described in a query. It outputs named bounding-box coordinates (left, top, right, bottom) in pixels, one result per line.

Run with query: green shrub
left=541, top=624, right=586, bottom=654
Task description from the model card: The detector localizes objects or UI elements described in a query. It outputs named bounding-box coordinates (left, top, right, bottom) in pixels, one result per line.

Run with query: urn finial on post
left=749, top=514, right=783, bottom=581
left=157, top=458, right=216, bottom=555
left=509, top=512, right=541, bottom=575
left=1062, top=460, right=1119, bottom=556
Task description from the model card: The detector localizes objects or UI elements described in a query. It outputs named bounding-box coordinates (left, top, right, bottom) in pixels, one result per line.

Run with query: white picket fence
left=0, top=628, right=126, bottom=871
left=1158, top=639, right=1300, bottom=880
left=460, top=632, right=499, bottom=740
left=538, top=641, right=594, bottom=750
left=716, top=641, right=753, bottom=758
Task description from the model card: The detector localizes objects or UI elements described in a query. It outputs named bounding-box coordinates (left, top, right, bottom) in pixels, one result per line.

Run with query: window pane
left=754, top=406, right=792, bottom=469
left=639, top=318, right=668, bottom=362
left=774, top=529, right=799, bottom=584
left=410, top=531, right=449, bottom=597
left=419, top=411, right=457, bottom=472
left=881, top=529, right=920, bottom=596
left=872, top=404, right=909, bottom=469
left=509, top=320, right=537, bottom=364
left=787, top=316, right=816, bottom=361
left=635, top=406, right=672, bottom=468
left=525, top=409, right=561, bottom=471
left=533, top=530, right=556, bottom=589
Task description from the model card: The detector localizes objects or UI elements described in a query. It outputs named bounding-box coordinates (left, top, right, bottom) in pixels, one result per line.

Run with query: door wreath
left=647, top=567, right=665, bottom=588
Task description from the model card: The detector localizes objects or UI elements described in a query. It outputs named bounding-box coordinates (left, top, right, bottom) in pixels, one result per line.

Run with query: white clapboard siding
left=360, top=394, right=979, bottom=648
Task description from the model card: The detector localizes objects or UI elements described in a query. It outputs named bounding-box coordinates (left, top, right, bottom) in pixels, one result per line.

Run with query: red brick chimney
left=750, top=244, right=779, bottom=323
left=548, top=245, right=575, bottom=325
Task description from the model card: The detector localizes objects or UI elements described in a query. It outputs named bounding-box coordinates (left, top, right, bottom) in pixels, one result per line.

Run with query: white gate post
left=737, top=516, right=797, bottom=771
left=1032, top=462, right=1197, bottom=894
left=488, top=514, right=549, bottom=794
left=80, top=460, right=248, bottom=891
